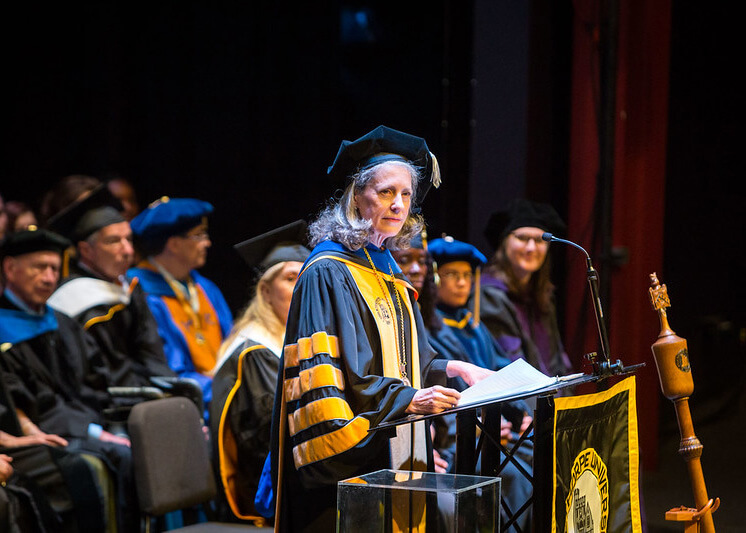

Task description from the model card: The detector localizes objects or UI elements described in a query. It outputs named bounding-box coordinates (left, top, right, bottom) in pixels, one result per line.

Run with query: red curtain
left=565, top=0, right=671, bottom=469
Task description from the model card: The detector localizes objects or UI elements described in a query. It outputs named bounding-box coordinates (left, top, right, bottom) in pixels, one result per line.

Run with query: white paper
left=457, top=359, right=559, bottom=407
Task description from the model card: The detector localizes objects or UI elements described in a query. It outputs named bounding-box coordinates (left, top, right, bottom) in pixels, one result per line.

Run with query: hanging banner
left=552, top=376, right=642, bottom=533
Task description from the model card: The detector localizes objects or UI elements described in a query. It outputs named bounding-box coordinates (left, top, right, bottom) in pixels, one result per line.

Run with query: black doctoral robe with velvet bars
left=270, top=241, right=448, bottom=532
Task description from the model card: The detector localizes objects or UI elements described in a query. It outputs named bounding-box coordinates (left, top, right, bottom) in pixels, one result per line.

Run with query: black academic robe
left=0, top=335, right=113, bottom=532
left=50, top=262, right=174, bottom=387
left=426, top=305, right=534, bottom=530
left=270, top=242, right=447, bottom=532
left=210, top=337, right=280, bottom=521
left=0, top=295, right=138, bottom=532
left=0, top=294, right=108, bottom=438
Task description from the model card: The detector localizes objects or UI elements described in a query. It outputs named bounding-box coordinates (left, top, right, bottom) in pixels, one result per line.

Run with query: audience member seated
left=210, top=220, right=309, bottom=524
left=1, top=372, right=114, bottom=532
left=0, top=452, right=55, bottom=532
left=4, top=201, right=37, bottom=233
left=424, top=236, right=534, bottom=529
left=128, top=197, right=232, bottom=412
left=46, top=184, right=175, bottom=389
left=390, top=231, right=441, bottom=333
left=0, top=228, right=138, bottom=532
left=479, top=199, right=572, bottom=376
left=38, top=174, right=100, bottom=226
left=106, top=176, right=141, bottom=222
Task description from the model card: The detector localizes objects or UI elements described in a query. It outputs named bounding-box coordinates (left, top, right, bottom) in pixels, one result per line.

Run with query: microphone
left=543, top=232, right=618, bottom=376
left=542, top=232, right=589, bottom=259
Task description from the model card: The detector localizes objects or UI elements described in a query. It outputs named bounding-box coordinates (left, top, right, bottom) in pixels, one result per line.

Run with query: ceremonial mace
left=648, top=273, right=719, bottom=533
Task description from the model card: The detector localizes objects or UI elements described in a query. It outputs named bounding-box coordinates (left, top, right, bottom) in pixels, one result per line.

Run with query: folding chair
left=128, top=396, right=270, bottom=532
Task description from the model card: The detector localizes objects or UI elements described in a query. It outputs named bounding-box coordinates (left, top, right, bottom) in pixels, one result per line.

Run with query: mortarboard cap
left=326, top=125, right=441, bottom=206
left=0, top=227, right=71, bottom=259
left=233, top=220, right=310, bottom=274
left=130, top=197, right=213, bottom=245
left=483, top=199, right=566, bottom=250
left=428, top=236, right=487, bottom=270
left=46, top=182, right=125, bottom=243
left=408, top=228, right=429, bottom=251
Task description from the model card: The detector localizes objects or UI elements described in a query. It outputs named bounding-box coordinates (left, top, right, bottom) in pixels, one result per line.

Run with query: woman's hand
left=520, top=413, right=533, bottom=434
left=432, top=449, right=449, bottom=474
left=445, top=360, right=494, bottom=387
left=500, top=416, right=513, bottom=441
left=405, top=385, right=460, bottom=414
left=0, top=454, right=13, bottom=484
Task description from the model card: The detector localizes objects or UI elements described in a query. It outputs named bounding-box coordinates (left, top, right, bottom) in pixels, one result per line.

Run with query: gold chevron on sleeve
left=284, top=364, right=345, bottom=402
left=284, top=342, right=299, bottom=368
left=288, top=332, right=340, bottom=365
left=292, top=415, right=371, bottom=467
left=287, top=396, right=354, bottom=436
left=310, top=331, right=340, bottom=359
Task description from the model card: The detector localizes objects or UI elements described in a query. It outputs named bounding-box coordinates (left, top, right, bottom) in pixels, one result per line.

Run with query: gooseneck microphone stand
left=542, top=232, right=639, bottom=377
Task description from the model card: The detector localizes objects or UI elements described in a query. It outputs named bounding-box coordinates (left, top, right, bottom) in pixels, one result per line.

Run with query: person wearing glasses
left=427, top=235, right=533, bottom=529
left=127, top=196, right=233, bottom=410
left=478, top=198, right=572, bottom=376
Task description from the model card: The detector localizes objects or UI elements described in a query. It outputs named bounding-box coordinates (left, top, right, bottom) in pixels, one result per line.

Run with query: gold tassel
left=473, top=266, right=481, bottom=327
left=429, top=152, right=442, bottom=189
left=62, top=247, right=72, bottom=279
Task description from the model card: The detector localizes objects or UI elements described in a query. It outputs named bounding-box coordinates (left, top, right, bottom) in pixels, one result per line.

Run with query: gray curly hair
left=308, top=160, right=424, bottom=251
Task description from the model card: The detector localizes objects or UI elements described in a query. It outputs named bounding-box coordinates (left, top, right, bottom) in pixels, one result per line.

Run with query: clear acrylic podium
left=337, top=469, right=501, bottom=532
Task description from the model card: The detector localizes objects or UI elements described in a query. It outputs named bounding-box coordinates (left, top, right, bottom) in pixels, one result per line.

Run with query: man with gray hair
left=47, top=183, right=175, bottom=388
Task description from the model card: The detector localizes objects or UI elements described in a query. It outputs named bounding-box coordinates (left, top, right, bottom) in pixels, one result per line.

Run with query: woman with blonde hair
left=210, top=220, right=309, bottom=525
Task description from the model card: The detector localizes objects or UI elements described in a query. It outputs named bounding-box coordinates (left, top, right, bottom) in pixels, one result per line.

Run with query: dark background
left=3, top=2, right=744, bottom=528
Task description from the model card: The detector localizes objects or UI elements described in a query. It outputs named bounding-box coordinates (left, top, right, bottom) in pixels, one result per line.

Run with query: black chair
left=128, top=397, right=270, bottom=532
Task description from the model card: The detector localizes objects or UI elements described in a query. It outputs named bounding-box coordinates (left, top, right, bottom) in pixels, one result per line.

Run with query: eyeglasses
left=180, top=231, right=210, bottom=241
left=511, top=232, right=547, bottom=246
left=439, top=270, right=473, bottom=282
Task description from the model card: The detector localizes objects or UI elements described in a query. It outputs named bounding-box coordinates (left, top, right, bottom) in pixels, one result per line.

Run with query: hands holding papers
left=406, top=359, right=584, bottom=414
left=406, top=360, right=497, bottom=414
left=457, top=359, right=579, bottom=407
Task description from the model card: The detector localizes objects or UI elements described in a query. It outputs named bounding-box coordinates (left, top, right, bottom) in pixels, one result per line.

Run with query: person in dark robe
left=1, top=369, right=112, bottom=533
left=427, top=236, right=534, bottom=530
left=390, top=230, right=441, bottom=333
left=45, top=183, right=175, bottom=389
left=0, top=452, right=50, bottom=533
left=128, top=197, right=233, bottom=412
left=269, top=125, right=492, bottom=532
left=210, top=220, right=310, bottom=525
left=0, top=228, right=138, bottom=532
left=478, top=199, right=572, bottom=376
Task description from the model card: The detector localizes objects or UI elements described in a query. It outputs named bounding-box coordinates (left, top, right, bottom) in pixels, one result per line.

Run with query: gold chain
left=363, top=247, right=409, bottom=385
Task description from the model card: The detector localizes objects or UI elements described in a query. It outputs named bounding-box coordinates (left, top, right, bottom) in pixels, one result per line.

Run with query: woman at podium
left=269, top=126, right=490, bottom=532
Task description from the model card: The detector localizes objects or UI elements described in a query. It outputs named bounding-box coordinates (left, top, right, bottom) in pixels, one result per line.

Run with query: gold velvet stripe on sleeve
left=292, top=415, right=370, bottom=467
left=287, top=396, right=354, bottom=436
left=283, top=331, right=368, bottom=467
left=284, top=364, right=345, bottom=402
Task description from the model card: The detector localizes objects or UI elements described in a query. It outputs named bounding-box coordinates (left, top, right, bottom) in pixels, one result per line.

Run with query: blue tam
left=130, top=197, right=213, bottom=244
left=428, top=237, right=487, bottom=270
